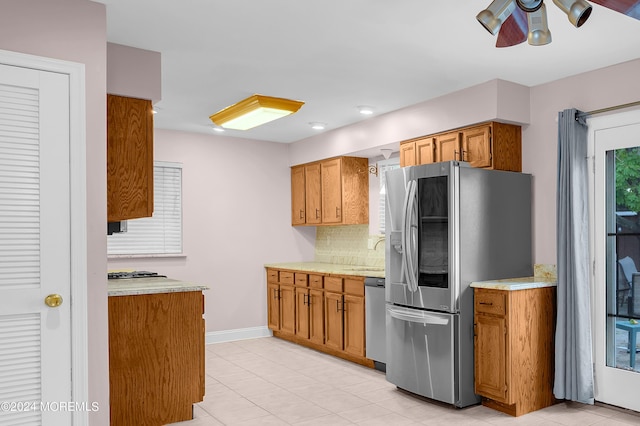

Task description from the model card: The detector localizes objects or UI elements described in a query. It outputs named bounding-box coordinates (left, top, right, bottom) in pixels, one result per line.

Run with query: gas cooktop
left=107, top=271, right=167, bottom=280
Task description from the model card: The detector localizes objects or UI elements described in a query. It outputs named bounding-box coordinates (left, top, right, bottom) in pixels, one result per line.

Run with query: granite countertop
left=108, top=277, right=209, bottom=296
left=264, top=262, right=385, bottom=278
left=470, top=276, right=557, bottom=291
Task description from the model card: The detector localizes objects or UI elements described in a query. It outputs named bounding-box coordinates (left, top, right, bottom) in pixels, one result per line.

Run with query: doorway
left=590, top=108, right=640, bottom=411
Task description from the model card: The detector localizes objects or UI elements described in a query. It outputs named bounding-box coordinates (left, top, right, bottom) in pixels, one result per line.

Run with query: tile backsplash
left=315, top=225, right=384, bottom=268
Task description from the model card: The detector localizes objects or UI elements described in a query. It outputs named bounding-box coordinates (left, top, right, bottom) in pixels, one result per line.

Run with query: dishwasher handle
left=387, top=307, right=449, bottom=325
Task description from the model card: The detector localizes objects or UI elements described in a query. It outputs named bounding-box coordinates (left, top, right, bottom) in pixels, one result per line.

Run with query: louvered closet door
left=0, top=64, right=72, bottom=425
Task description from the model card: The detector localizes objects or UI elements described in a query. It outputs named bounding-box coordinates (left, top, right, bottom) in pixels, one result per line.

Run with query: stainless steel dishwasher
left=365, top=276, right=386, bottom=371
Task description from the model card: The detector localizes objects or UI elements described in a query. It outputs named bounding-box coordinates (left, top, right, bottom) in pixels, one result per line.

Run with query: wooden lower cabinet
left=474, top=287, right=556, bottom=416
left=266, top=268, right=372, bottom=367
left=109, top=291, right=205, bottom=426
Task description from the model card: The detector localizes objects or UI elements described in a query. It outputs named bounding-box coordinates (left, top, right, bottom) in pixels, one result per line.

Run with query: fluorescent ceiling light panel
left=209, top=94, right=304, bottom=130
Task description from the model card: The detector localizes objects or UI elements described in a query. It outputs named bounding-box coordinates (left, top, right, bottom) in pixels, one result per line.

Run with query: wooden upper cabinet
left=400, top=122, right=522, bottom=172
left=291, top=165, right=306, bottom=226
left=321, top=158, right=342, bottom=224
left=462, top=125, right=492, bottom=168
left=399, top=141, right=416, bottom=167
left=436, top=131, right=461, bottom=162
left=107, top=94, right=154, bottom=222
left=416, top=137, right=436, bottom=165
left=305, top=163, right=322, bottom=224
left=291, top=157, right=368, bottom=226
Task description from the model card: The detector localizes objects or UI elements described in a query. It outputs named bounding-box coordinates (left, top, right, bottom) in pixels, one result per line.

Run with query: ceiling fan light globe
left=477, top=0, right=517, bottom=35
left=552, top=0, right=593, bottom=27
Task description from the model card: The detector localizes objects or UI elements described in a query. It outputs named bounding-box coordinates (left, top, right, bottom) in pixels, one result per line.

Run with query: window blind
left=107, top=162, right=182, bottom=255
left=378, top=159, right=400, bottom=234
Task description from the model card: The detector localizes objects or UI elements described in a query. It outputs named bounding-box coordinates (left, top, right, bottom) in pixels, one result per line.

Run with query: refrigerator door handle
left=404, top=180, right=419, bottom=292
left=388, top=307, right=449, bottom=325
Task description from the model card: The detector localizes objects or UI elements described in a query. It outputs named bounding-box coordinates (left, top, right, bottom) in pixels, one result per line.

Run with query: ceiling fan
left=477, top=0, right=640, bottom=47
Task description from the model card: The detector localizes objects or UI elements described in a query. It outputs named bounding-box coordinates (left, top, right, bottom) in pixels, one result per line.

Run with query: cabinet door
left=107, top=94, right=154, bottom=222
left=343, top=294, right=365, bottom=357
left=321, top=158, right=342, bottom=224
left=279, top=285, right=296, bottom=335
left=324, top=291, right=344, bottom=351
left=267, top=283, right=280, bottom=331
left=309, top=289, right=324, bottom=345
left=416, top=138, right=436, bottom=165
left=462, top=125, right=492, bottom=168
left=436, top=131, right=461, bottom=162
left=305, top=163, right=322, bottom=224
left=291, top=165, right=306, bottom=225
left=295, top=288, right=310, bottom=339
left=400, top=141, right=416, bottom=167
left=474, top=313, right=508, bottom=402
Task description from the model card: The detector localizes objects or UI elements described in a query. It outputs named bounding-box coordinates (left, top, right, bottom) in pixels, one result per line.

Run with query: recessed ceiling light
left=357, top=105, right=374, bottom=115
left=309, top=122, right=327, bottom=130
left=212, top=126, right=225, bottom=132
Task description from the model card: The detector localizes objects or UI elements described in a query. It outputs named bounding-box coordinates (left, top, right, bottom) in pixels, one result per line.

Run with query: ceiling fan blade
left=589, top=0, right=640, bottom=20
left=496, top=7, right=528, bottom=47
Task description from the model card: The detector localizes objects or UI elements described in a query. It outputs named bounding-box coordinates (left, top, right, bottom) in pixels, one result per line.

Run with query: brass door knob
left=44, top=294, right=63, bottom=308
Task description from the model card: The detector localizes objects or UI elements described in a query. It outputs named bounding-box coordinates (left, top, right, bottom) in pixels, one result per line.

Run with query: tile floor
left=171, top=337, right=640, bottom=426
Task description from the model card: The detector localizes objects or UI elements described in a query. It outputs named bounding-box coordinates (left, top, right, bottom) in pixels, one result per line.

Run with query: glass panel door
left=591, top=109, right=640, bottom=411
left=605, top=147, right=640, bottom=371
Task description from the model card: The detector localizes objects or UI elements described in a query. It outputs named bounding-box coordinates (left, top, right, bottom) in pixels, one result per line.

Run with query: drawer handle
left=299, top=209, right=304, bottom=219
left=316, top=208, right=320, bottom=219
left=479, top=301, right=493, bottom=306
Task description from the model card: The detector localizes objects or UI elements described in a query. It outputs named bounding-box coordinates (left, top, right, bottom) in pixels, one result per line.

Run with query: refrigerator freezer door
left=385, top=305, right=457, bottom=405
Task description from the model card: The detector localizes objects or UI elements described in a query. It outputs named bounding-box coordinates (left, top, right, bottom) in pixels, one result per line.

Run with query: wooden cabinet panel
left=321, top=158, right=342, bottom=224
left=436, top=131, right=461, bottom=162
left=109, top=291, right=204, bottom=425
left=309, top=274, right=323, bottom=289
left=305, top=163, right=322, bottom=224
left=400, top=141, right=416, bottom=167
left=267, top=282, right=280, bottom=330
left=416, top=137, right=436, bottom=165
left=344, top=278, right=364, bottom=296
left=291, top=165, right=306, bottom=225
left=462, top=125, right=492, bottom=168
left=344, top=294, right=365, bottom=357
left=295, top=288, right=310, bottom=339
left=107, top=94, right=154, bottom=222
left=279, top=285, right=296, bottom=335
left=474, top=313, right=507, bottom=401
left=324, top=276, right=343, bottom=293
left=324, top=291, right=344, bottom=351
left=309, top=288, right=324, bottom=344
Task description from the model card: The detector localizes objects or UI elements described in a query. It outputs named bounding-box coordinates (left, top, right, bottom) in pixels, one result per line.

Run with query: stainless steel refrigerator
left=384, top=161, right=532, bottom=408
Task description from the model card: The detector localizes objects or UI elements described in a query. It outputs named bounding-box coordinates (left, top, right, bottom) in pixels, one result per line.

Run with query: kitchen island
left=108, top=276, right=208, bottom=426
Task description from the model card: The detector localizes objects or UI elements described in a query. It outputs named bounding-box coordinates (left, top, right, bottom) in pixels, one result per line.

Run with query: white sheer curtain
left=554, top=108, right=594, bottom=404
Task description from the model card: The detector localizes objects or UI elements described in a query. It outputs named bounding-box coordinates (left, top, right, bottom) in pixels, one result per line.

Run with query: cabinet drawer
left=475, top=290, right=506, bottom=316
left=279, top=271, right=294, bottom=285
left=266, top=269, right=279, bottom=283
left=309, top=274, right=323, bottom=289
left=324, top=277, right=343, bottom=293
left=295, top=273, right=308, bottom=287
left=344, top=278, right=364, bottom=296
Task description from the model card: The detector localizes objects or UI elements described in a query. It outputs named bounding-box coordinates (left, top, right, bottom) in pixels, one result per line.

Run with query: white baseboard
left=205, top=326, right=273, bottom=344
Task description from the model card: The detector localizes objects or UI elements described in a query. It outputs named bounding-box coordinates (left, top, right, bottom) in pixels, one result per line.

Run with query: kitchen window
left=378, top=158, right=400, bottom=233
left=107, top=161, right=183, bottom=256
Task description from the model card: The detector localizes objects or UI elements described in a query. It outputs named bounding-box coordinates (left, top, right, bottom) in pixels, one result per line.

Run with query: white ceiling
left=95, top=0, right=640, bottom=144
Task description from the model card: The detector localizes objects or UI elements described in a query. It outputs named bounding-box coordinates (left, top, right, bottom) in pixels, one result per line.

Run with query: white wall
left=0, top=1, right=109, bottom=424
left=108, top=129, right=316, bottom=332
